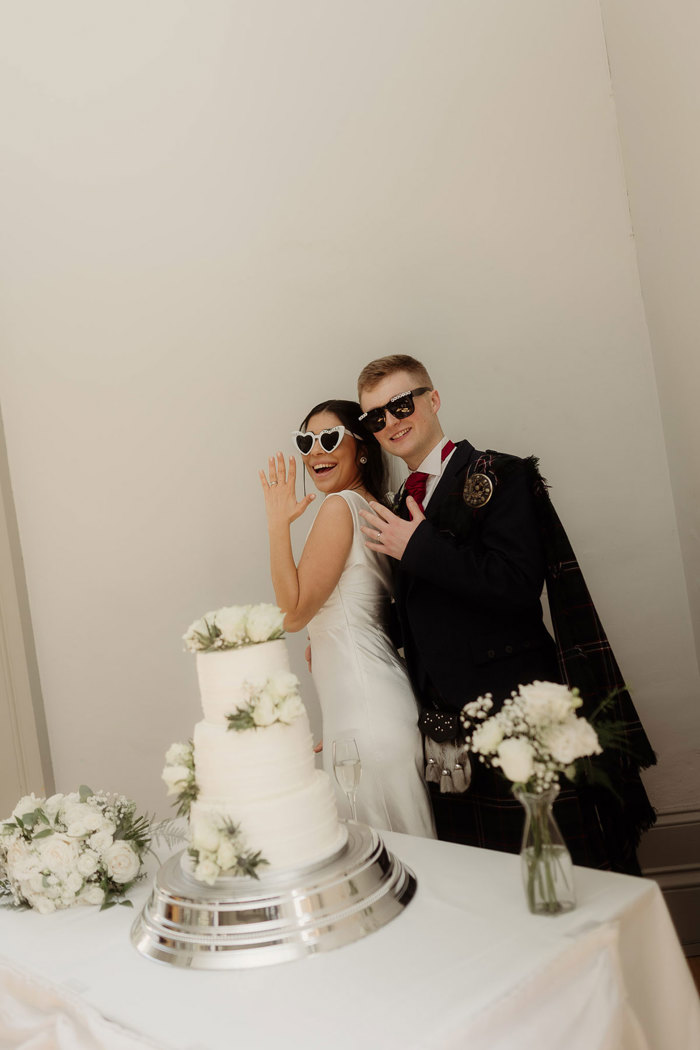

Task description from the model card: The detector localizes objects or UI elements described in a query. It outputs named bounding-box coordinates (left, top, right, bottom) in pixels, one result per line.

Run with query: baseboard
left=637, top=808, right=700, bottom=955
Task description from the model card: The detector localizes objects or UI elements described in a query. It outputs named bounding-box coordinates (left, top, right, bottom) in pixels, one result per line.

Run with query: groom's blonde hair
left=357, top=354, right=433, bottom=397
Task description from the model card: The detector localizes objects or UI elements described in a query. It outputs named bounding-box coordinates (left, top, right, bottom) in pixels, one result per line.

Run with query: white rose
left=266, top=671, right=299, bottom=700
left=214, top=606, right=250, bottom=646
left=252, top=694, right=277, bottom=727
left=497, top=738, right=536, bottom=784
left=103, top=841, right=140, bottom=884
left=517, top=682, right=580, bottom=725
left=77, top=849, right=100, bottom=877
left=31, top=895, right=57, bottom=915
left=192, top=822, right=221, bottom=853
left=36, top=834, right=80, bottom=878
left=276, top=695, right=304, bottom=724
left=65, top=820, right=93, bottom=839
left=65, top=871, right=84, bottom=894
left=5, top=839, right=34, bottom=879
left=245, top=604, right=284, bottom=643
left=11, top=794, right=43, bottom=820
left=162, top=765, right=191, bottom=795
left=471, top=719, right=505, bottom=755
left=81, top=884, right=106, bottom=906
left=25, top=872, right=46, bottom=895
left=216, top=839, right=238, bottom=872
left=89, top=829, right=114, bottom=854
left=61, top=802, right=91, bottom=829
left=541, top=717, right=602, bottom=765
left=194, top=859, right=220, bottom=885
left=165, top=742, right=191, bottom=766
left=57, top=794, right=80, bottom=821
left=43, top=794, right=64, bottom=821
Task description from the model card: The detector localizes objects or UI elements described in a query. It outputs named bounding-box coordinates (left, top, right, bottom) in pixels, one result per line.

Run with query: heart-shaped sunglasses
left=292, top=425, right=363, bottom=456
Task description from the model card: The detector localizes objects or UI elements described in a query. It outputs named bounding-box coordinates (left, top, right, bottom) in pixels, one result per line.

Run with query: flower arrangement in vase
left=460, top=681, right=603, bottom=915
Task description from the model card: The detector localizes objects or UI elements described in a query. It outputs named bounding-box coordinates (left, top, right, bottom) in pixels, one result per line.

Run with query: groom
left=356, top=354, right=655, bottom=873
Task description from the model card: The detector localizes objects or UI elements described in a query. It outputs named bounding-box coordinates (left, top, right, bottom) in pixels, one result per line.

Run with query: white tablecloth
left=1, top=832, right=698, bottom=1050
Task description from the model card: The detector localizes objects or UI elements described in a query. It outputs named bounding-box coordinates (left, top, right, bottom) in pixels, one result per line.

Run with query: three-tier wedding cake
left=162, top=604, right=346, bottom=883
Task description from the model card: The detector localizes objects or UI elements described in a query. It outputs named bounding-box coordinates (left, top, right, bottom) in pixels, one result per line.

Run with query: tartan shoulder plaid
left=494, top=451, right=657, bottom=866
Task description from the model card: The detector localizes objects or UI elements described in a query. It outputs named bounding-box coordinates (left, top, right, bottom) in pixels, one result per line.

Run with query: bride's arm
left=261, top=453, right=353, bottom=632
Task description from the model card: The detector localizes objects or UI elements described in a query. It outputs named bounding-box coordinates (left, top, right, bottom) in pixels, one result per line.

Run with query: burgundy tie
left=404, top=440, right=455, bottom=512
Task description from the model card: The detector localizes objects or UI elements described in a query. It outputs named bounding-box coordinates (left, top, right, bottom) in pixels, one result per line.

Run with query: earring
left=359, top=456, right=367, bottom=464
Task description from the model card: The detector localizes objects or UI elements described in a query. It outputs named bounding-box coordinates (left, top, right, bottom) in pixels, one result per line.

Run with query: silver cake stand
left=131, top=822, right=416, bottom=969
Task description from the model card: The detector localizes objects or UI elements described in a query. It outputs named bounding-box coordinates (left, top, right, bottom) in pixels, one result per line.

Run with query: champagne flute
left=332, top=738, right=362, bottom=822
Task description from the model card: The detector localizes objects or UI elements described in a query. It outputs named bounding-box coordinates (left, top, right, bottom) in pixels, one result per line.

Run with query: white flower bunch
left=460, top=681, right=602, bottom=793
left=161, top=741, right=198, bottom=818
left=183, top=604, right=285, bottom=653
left=0, top=787, right=153, bottom=913
left=226, top=672, right=304, bottom=731
left=189, top=818, right=268, bottom=885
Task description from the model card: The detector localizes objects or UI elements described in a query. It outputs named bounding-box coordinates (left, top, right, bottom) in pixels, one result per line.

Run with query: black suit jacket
left=394, top=440, right=557, bottom=713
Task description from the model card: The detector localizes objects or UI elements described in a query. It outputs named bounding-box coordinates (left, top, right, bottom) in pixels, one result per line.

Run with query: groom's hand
left=359, top=498, right=425, bottom=560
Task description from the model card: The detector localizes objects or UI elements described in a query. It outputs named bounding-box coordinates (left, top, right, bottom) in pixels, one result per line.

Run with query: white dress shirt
left=410, top=436, right=456, bottom=510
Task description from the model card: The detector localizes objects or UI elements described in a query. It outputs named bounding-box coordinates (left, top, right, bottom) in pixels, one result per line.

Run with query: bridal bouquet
left=0, top=787, right=168, bottom=914
left=183, top=603, right=285, bottom=653
left=460, top=681, right=602, bottom=914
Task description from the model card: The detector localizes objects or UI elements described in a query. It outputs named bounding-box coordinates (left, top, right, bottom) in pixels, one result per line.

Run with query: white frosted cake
left=163, top=605, right=345, bottom=884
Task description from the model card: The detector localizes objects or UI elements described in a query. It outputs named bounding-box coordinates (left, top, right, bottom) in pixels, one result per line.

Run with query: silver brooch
left=463, top=472, right=493, bottom=508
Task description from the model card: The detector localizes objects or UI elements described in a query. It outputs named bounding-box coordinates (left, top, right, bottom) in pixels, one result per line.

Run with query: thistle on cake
left=189, top=818, right=269, bottom=884
left=183, top=603, right=285, bottom=653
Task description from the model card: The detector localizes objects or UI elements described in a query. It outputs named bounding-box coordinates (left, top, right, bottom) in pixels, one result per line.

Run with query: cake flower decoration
left=183, top=603, right=285, bottom=653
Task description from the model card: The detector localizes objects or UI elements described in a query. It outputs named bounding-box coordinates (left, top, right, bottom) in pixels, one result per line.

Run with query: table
left=1, top=831, right=698, bottom=1050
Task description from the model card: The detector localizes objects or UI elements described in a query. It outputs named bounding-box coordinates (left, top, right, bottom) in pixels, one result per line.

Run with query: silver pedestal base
left=131, top=823, right=416, bottom=969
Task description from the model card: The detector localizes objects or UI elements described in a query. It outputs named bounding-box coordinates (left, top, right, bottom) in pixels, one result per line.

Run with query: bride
left=260, top=398, right=435, bottom=838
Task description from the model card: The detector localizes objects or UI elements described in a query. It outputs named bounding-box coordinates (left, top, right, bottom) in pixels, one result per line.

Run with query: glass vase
left=514, top=784, right=576, bottom=915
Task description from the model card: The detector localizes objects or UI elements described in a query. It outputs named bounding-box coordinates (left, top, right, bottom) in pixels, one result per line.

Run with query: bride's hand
left=260, top=452, right=315, bottom=526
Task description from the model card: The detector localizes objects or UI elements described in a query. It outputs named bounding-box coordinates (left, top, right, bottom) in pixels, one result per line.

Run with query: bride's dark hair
left=300, top=399, right=387, bottom=501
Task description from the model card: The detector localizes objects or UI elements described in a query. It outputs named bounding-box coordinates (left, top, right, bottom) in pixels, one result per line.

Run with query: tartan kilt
left=429, top=760, right=626, bottom=872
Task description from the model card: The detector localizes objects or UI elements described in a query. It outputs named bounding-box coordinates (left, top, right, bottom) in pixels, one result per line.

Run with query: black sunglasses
left=291, top=425, right=362, bottom=456
left=358, top=387, right=432, bottom=433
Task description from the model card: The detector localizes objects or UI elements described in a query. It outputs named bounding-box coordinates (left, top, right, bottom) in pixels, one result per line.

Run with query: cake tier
left=196, top=639, right=290, bottom=724
left=190, top=771, right=345, bottom=871
left=193, top=715, right=316, bottom=801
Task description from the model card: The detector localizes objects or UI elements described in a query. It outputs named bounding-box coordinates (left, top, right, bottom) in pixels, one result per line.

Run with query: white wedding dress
left=307, top=489, right=436, bottom=838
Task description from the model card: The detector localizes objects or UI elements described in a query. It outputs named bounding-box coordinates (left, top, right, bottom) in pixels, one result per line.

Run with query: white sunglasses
left=292, top=425, right=362, bottom=456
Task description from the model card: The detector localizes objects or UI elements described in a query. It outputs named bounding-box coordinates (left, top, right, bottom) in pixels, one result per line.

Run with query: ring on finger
left=270, top=481, right=278, bottom=486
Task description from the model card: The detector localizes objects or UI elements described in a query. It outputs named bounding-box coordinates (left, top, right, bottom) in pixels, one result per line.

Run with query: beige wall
left=0, top=1, right=697, bottom=817
left=601, top=0, right=700, bottom=672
